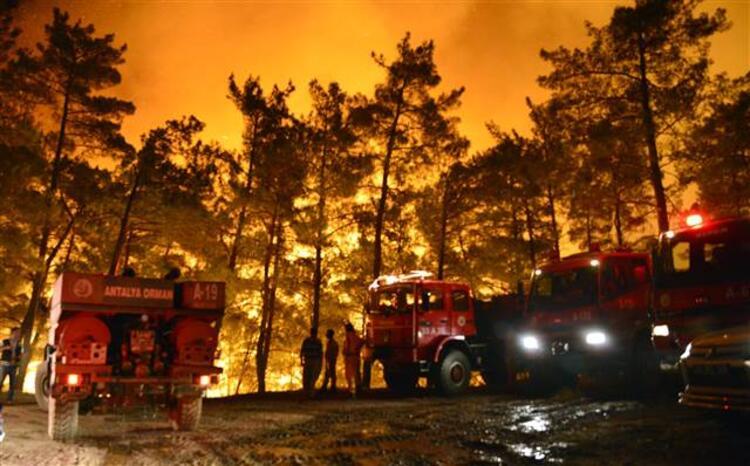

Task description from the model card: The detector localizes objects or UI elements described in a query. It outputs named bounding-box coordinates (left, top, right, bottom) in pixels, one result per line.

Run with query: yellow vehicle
left=679, top=325, right=750, bottom=412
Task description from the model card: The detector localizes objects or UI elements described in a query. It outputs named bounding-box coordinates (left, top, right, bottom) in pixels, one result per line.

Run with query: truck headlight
left=585, top=330, right=607, bottom=346
left=520, top=334, right=541, bottom=351
left=652, top=324, right=669, bottom=337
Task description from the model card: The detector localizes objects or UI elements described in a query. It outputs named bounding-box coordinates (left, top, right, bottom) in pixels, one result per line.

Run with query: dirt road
left=0, top=390, right=748, bottom=465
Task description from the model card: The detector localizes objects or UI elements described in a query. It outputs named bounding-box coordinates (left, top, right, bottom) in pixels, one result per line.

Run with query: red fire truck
left=35, top=272, right=225, bottom=440
left=363, top=271, right=521, bottom=396
left=512, top=250, right=657, bottom=394
left=651, top=214, right=750, bottom=409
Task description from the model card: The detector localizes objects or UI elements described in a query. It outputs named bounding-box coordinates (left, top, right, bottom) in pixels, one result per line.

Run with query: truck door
left=600, top=256, right=650, bottom=331
left=418, top=285, right=450, bottom=349
left=448, top=287, right=476, bottom=337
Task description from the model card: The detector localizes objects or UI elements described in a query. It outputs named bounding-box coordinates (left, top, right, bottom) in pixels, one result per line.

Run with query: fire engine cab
left=363, top=271, right=519, bottom=396
left=652, top=215, right=750, bottom=369
left=513, top=250, right=657, bottom=393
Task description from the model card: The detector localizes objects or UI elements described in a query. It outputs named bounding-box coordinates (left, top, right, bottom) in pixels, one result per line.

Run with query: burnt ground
left=0, top=389, right=748, bottom=466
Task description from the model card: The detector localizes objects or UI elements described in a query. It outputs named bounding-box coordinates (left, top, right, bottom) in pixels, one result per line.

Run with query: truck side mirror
left=421, top=291, right=430, bottom=312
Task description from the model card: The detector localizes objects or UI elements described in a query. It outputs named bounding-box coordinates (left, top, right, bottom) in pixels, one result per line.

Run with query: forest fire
left=0, top=0, right=749, bottom=463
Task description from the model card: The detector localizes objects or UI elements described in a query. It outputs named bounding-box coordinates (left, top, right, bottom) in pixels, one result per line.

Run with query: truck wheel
left=49, top=398, right=79, bottom=441
left=436, top=350, right=471, bottom=396
left=35, top=361, right=50, bottom=412
left=172, top=397, right=202, bottom=431
left=383, top=366, right=419, bottom=394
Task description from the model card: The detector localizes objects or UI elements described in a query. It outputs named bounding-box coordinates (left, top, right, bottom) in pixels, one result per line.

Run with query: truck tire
left=172, top=397, right=202, bottom=431
left=436, top=350, right=471, bottom=396
left=35, top=361, right=50, bottom=412
left=383, top=365, right=419, bottom=394
left=49, top=398, right=79, bottom=441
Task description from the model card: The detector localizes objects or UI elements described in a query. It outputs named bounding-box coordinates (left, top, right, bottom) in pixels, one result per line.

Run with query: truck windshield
left=658, top=225, right=750, bottom=286
left=370, top=286, right=415, bottom=314
left=529, top=266, right=598, bottom=312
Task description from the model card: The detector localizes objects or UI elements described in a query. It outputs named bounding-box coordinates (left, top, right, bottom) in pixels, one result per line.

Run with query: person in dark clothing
left=0, top=328, right=22, bottom=403
left=320, top=329, right=338, bottom=394
left=300, top=326, right=323, bottom=398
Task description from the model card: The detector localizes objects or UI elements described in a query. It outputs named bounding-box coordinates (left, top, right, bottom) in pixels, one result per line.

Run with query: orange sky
left=16, top=1, right=750, bottom=152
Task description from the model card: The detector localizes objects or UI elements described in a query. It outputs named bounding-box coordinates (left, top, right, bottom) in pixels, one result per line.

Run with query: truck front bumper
left=514, top=347, right=629, bottom=387
left=679, top=357, right=750, bottom=411
left=680, top=386, right=750, bottom=411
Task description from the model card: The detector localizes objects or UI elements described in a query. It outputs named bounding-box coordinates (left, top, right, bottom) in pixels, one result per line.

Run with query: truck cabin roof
left=369, top=272, right=469, bottom=292
left=538, top=251, right=647, bottom=273
left=663, top=216, right=750, bottom=242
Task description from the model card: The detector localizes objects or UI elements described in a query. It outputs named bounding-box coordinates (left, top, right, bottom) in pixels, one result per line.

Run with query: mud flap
left=35, top=361, right=50, bottom=412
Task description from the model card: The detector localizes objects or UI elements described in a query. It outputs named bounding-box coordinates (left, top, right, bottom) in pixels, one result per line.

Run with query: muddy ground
left=0, top=389, right=748, bottom=466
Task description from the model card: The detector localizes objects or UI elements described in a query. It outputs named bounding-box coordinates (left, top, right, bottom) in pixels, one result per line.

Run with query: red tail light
left=66, top=373, right=80, bottom=386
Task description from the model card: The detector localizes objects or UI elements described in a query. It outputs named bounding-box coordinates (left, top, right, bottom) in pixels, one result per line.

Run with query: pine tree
left=297, top=80, right=362, bottom=332
left=351, top=33, right=464, bottom=279
left=683, top=73, right=750, bottom=216
left=539, top=0, right=728, bottom=232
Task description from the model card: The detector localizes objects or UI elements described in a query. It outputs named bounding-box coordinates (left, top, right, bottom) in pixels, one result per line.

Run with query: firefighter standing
left=342, top=322, right=364, bottom=397
left=0, top=328, right=22, bottom=403
left=320, top=328, right=338, bottom=394
left=300, top=326, right=323, bottom=398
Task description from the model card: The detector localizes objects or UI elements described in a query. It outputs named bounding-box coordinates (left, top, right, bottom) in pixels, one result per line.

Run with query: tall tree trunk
left=372, top=91, right=405, bottom=279
left=255, top=208, right=279, bottom=394
left=123, top=229, right=133, bottom=269
left=523, top=199, right=537, bottom=270
left=511, top=199, right=522, bottom=278
left=637, top=33, right=669, bottom=232
left=437, top=174, right=450, bottom=280
left=614, top=194, right=624, bottom=247
left=109, top=164, right=142, bottom=275
left=234, top=332, right=255, bottom=395
left=18, top=80, right=73, bottom=389
left=260, top=224, right=284, bottom=388
left=228, top=206, right=248, bottom=271
left=311, top=142, right=328, bottom=332
left=62, top=229, right=75, bottom=270
left=546, top=183, right=560, bottom=258
left=228, top=122, right=258, bottom=271
left=585, top=209, right=593, bottom=251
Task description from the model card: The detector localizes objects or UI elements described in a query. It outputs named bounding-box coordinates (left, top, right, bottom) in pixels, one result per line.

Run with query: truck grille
left=550, top=340, right=570, bottom=356
left=686, top=365, right=748, bottom=390
left=690, top=344, right=747, bottom=360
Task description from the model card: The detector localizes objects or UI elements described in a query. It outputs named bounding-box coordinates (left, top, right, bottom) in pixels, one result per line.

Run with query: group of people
left=299, top=322, right=364, bottom=398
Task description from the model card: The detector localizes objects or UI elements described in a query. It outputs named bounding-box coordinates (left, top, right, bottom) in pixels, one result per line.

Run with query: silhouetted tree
left=297, top=80, right=362, bottom=332
left=683, top=73, right=750, bottom=216
left=352, top=33, right=464, bottom=279
left=540, top=0, right=728, bottom=232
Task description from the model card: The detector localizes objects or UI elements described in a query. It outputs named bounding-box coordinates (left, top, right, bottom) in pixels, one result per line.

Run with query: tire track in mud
left=5, top=392, right=749, bottom=465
